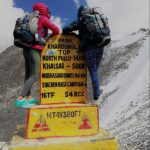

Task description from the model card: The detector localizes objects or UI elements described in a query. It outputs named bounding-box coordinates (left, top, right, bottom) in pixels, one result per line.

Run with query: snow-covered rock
left=99, top=29, right=150, bottom=149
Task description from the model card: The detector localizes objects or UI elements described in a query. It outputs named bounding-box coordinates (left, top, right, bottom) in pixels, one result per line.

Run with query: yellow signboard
left=26, top=104, right=99, bottom=139
left=40, top=34, right=87, bottom=104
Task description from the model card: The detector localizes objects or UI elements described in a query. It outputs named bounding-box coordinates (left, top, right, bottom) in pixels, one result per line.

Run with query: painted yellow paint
left=26, top=104, right=99, bottom=139
left=41, top=34, right=87, bottom=104
left=9, top=126, right=118, bottom=150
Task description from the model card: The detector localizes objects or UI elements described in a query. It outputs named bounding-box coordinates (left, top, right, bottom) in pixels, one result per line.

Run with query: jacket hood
left=77, top=5, right=89, bottom=18
left=33, top=3, right=50, bottom=19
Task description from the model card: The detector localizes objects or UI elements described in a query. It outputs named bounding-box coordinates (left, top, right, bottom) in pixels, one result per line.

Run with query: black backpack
left=81, top=7, right=111, bottom=47
left=13, top=11, right=46, bottom=48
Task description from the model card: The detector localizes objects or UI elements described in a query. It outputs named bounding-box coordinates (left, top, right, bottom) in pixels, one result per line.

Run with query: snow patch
left=101, top=36, right=149, bottom=126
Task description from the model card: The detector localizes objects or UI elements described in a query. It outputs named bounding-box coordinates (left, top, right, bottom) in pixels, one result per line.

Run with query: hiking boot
left=94, top=96, right=99, bottom=100
left=15, top=98, right=35, bottom=108
left=27, top=96, right=38, bottom=104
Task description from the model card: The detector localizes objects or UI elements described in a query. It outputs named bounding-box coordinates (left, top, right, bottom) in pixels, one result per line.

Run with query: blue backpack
left=81, top=7, right=111, bottom=47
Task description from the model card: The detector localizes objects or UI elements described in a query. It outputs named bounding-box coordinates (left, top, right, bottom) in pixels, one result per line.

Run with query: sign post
left=40, top=34, right=87, bottom=104
left=9, top=34, right=118, bottom=150
left=26, top=104, right=99, bottom=138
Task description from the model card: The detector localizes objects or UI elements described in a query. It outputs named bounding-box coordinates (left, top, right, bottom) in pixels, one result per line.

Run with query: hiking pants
left=20, top=48, right=41, bottom=97
left=85, top=47, right=104, bottom=98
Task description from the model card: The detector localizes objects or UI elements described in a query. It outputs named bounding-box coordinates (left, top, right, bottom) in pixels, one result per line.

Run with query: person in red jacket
left=15, top=3, right=59, bottom=108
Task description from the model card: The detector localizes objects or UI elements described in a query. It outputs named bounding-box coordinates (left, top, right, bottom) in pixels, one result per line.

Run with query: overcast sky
left=0, top=0, right=149, bottom=53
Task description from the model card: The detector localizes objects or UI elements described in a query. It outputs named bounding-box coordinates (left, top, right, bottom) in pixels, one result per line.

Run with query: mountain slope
left=99, top=29, right=150, bottom=149
left=0, top=46, right=27, bottom=141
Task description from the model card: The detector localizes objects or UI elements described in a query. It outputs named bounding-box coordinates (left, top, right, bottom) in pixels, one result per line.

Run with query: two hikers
left=14, top=3, right=110, bottom=107
left=14, top=3, right=59, bottom=108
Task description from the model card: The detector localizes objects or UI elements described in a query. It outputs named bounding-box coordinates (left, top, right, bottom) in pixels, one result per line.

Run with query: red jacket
left=32, top=3, right=59, bottom=50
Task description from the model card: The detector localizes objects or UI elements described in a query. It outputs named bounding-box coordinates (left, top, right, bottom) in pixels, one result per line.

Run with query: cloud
left=85, top=0, right=149, bottom=39
left=73, top=0, right=80, bottom=8
left=0, top=0, right=24, bottom=53
left=51, top=16, right=64, bottom=33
